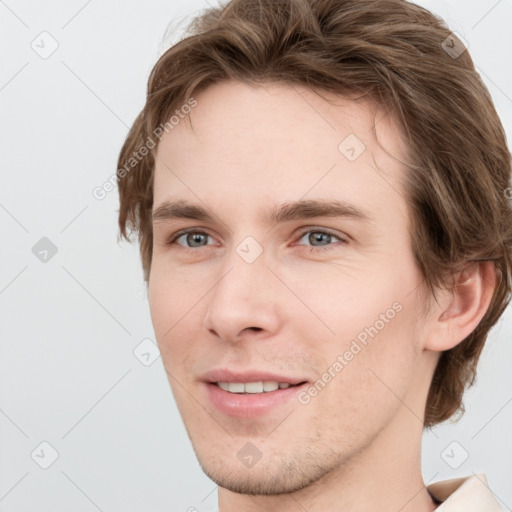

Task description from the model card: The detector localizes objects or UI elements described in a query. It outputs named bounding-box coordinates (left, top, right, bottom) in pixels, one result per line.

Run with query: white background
left=1, top=0, right=511, bottom=510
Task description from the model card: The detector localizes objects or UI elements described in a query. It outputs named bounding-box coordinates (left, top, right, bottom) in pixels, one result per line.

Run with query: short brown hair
left=116, top=0, right=512, bottom=428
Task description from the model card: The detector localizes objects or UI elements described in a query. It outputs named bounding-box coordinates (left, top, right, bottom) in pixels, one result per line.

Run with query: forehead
left=158, top=79, right=407, bottom=155
left=153, top=80, right=410, bottom=224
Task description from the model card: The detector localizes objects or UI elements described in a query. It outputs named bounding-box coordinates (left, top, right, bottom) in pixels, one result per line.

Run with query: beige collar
left=427, top=473, right=502, bottom=511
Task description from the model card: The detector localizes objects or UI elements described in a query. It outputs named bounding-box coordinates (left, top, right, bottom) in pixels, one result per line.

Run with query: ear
left=423, top=261, right=498, bottom=352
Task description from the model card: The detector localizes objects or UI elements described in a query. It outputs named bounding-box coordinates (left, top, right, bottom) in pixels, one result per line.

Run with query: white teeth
left=216, top=381, right=296, bottom=393
left=263, top=381, right=279, bottom=392
left=245, top=382, right=263, bottom=393
left=228, top=382, right=245, bottom=393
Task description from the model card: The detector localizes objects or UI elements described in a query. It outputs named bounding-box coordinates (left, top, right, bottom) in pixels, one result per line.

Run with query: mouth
left=214, top=380, right=307, bottom=394
left=201, top=371, right=310, bottom=418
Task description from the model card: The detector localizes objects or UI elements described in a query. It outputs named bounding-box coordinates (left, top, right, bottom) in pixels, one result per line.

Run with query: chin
left=194, top=446, right=339, bottom=496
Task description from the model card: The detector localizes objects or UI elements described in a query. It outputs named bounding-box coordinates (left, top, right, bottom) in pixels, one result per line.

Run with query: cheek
left=148, top=272, right=189, bottom=358
left=148, top=259, right=193, bottom=324
left=280, top=262, right=397, bottom=346
left=304, top=314, right=418, bottom=440
left=333, top=300, right=419, bottom=415
left=292, top=263, right=420, bottom=399
left=148, top=276, right=169, bottom=336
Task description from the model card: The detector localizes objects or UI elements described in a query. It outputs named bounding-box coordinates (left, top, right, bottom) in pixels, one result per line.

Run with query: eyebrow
left=152, top=199, right=375, bottom=226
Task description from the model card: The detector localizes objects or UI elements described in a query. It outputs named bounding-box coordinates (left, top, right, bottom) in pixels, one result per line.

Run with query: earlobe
left=424, top=261, right=497, bottom=352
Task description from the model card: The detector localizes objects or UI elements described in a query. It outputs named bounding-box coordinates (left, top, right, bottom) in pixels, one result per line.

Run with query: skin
left=148, top=80, right=496, bottom=512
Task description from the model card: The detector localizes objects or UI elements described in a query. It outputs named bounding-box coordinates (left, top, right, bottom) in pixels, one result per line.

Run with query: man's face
left=149, top=80, right=435, bottom=494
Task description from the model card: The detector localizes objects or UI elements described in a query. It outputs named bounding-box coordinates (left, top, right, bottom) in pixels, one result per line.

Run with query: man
left=116, top=0, right=511, bottom=510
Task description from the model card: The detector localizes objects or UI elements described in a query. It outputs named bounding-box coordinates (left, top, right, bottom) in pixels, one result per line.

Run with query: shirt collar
left=427, top=473, right=502, bottom=511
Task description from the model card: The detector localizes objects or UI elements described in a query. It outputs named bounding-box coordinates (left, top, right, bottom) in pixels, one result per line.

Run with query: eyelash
left=165, top=227, right=348, bottom=252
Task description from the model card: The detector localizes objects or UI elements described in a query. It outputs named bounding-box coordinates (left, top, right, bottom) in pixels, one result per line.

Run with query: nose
left=202, top=243, right=283, bottom=344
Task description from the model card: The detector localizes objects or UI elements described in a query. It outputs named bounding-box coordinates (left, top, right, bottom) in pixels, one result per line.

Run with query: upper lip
left=201, top=369, right=308, bottom=385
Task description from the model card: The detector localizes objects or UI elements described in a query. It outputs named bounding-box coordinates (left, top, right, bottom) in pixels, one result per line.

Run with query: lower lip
left=204, top=382, right=308, bottom=418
